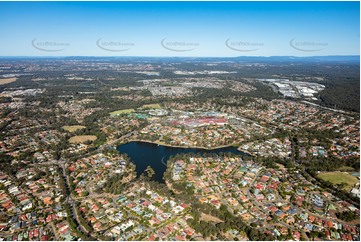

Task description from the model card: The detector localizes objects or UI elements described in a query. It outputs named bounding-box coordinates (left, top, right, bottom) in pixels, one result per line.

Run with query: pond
left=117, top=141, right=248, bottom=183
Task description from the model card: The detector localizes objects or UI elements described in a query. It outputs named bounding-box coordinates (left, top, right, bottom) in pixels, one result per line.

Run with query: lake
left=117, top=141, right=247, bottom=183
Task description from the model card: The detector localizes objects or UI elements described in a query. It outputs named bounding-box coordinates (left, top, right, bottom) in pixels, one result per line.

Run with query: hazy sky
left=0, top=1, right=359, bottom=57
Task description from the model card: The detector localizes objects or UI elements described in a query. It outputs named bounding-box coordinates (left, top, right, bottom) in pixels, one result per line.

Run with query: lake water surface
left=117, top=141, right=247, bottom=183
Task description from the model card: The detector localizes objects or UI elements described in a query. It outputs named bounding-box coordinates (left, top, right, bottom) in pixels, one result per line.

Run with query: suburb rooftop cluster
left=0, top=56, right=359, bottom=241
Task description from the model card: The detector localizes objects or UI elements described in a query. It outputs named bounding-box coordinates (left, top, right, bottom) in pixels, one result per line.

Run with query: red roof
left=92, top=204, right=99, bottom=211
left=261, top=176, right=269, bottom=182
left=346, top=234, right=353, bottom=240
left=41, top=235, right=48, bottom=241
left=180, top=203, right=188, bottom=208
left=327, top=221, right=333, bottom=227
left=29, top=230, right=34, bottom=239
left=175, top=235, right=185, bottom=241
left=142, top=200, right=151, bottom=207
left=269, top=206, right=278, bottom=213
left=293, top=231, right=301, bottom=239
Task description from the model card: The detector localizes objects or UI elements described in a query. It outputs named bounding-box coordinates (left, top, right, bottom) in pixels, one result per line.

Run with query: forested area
left=1, top=57, right=359, bottom=113
left=317, top=78, right=360, bottom=112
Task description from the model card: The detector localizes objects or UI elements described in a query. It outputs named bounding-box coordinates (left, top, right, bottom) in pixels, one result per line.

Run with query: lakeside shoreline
left=118, top=138, right=245, bottom=152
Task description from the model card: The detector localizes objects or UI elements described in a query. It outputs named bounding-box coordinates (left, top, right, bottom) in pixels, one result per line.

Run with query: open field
left=69, top=135, right=97, bottom=144
left=0, top=78, right=17, bottom=85
left=110, top=108, right=135, bottom=116
left=141, top=103, right=161, bottom=109
left=62, top=125, right=86, bottom=132
left=318, top=172, right=359, bottom=191
left=200, top=212, right=224, bottom=223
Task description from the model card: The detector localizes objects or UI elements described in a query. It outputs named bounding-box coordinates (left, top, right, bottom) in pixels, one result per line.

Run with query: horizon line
left=0, top=55, right=359, bottom=58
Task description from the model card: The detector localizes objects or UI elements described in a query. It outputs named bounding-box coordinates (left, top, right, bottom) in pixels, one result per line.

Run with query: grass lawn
left=318, top=172, right=359, bottom=191
left=110, top=108, right=135, bottom=116
left=141, top=103, right=161, bottom=109
left=69, top=135, right=97, bottom=144
left=62, top=125, right=86, bottom=132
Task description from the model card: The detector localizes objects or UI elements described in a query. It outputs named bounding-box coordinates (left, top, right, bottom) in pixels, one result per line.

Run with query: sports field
left=110, top=109, right=135, bottom=116
left=141, top=103, right=161, bottom=109
left=318, top=172, right=359, bottom=191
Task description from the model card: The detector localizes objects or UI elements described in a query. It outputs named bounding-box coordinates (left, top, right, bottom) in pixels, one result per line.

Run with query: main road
left=106, top=130, right=137, bottom=146
left=60, top=162, right=98, bottom=240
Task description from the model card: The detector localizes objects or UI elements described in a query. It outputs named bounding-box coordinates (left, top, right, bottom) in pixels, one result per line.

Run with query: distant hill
left=232, top=55, right=360, bottom=63
left=0, top=55, right=359, bottom=64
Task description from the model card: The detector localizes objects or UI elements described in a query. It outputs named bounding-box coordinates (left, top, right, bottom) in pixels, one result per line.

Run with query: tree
left=336, top=211, right=358, bottom=222
left=145, top=166, right=155, bottom=179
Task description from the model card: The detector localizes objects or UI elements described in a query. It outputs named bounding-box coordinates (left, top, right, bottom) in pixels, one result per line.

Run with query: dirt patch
left=200, top=212, right=224, bottom=223
left=69, top=135, right=97, bottom=144
left=62, top=125, right=86, bottom=132
left=223, top=231, right=248, bottom=241
left=275, top=163, right=286, bottom=170
left=0, top=78, right=17, bottom=85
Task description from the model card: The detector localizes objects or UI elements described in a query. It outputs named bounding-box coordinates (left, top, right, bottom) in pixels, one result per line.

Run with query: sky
left=0, top=1, right=359, bottom=57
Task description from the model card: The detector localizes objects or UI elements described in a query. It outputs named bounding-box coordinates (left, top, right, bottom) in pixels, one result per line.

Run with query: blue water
left=352, top=172, right=360, bottom=177
left=117, top=141, right=247, bottom=183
